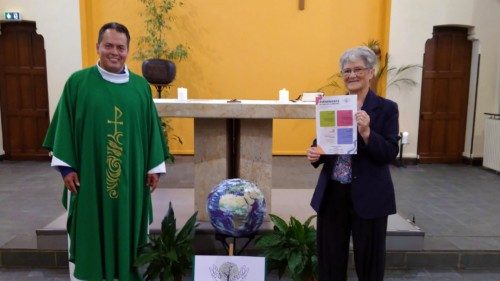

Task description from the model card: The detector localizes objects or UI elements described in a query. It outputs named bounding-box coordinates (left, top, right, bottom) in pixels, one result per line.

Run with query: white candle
left=279, top=88, right=289, bottom=103
left=401, top=131, right=409, bottom=144
left=177, top=87, right=188, bottom=101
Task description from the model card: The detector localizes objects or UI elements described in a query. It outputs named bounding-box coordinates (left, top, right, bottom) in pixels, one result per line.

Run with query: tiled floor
left=389, top=163, right=500, bottom=251
left=1, top=156, right=500, bottom=280
left=1, top=156, right=500, bottom=250
left=1, top=268, right=500, bottom=281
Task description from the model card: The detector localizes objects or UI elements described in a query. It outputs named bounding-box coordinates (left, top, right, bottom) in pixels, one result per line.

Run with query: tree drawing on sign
left=209, top=262, right=249, bottom=281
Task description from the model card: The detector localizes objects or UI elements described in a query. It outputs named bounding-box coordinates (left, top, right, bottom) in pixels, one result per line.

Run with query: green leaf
left=176, top=211, right=198, bottom=243
left=267, top=248, right=287, bottom=260
left=287, top=250, right=302, bottom=274
left=137, top=201, right=196, bottom=281
left=255, top=233, right=282, bottom=248
left=305, top=230, right=316, bottom=245
left=162, top=267, right=174, bottom=281
left=258, top=215, right=319, bottom=281
left=134, top=252, right=159, bottom=267
left=304, top=215, right=317, bottom=228
left=134, top=0, right=189, bottom=61
left=166, top=249, right=178, bottom=262
left=161, top=202, right=176, bottom=236
left=290, top=217, right=305, bottom=243
left=144, top=263, right=161, bottom=280
left=269, top=214, right=288, bottom=233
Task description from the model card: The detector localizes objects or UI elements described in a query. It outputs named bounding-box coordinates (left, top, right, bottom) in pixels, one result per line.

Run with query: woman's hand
left=306, top=146, right=324, bottom=163
left=356, top=110, right=371, bottom=143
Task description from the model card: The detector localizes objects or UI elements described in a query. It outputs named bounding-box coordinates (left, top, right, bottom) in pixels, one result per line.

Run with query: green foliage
left=255, top=214, right=318, bottom=281
left=316, top=72, right=345, bottom=94
left=134, top=0, right=188, bottom=61
left=317, top=39, right=421, bottom=95
left=134, top=0, right=188, bottom=158
left=134, top=202, right=198, bottom=281
left=159, top=117, right=182, bottom=163
left=386, top=63, right=422, bottom=90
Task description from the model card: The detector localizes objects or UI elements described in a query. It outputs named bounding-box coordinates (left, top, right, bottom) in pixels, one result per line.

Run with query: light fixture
left=401, top=131, right=409, bottom=144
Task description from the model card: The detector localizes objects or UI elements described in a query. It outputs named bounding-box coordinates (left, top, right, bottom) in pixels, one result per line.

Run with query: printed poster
left=194, top=255, right=265, bottom=281
left=316, top=95, right=357, bottom=154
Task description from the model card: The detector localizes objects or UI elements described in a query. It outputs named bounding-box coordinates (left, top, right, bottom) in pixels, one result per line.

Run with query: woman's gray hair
left=339, top=46, right=377, bottom=70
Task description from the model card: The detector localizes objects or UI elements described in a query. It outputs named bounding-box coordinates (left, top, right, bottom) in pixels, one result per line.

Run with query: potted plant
left=134, top=0, right=189, bottom=97
left=135, top=0, right=189, bottom=159
left=255, top=214, right=318, bottom=281
left=364, top=40, right=421, bottom=94
left=134, top=202, right=198, bottom=281
left=317, top=39, right=421, bottom=96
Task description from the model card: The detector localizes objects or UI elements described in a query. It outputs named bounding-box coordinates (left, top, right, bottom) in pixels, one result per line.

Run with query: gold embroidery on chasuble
left=106, top=106, right=124, bottom=198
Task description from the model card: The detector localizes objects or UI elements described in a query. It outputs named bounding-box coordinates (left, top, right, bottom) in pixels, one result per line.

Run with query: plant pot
left=142, top=59, right=176, bottom=85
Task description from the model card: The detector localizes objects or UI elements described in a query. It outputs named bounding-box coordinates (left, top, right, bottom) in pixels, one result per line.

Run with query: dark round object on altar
left=141, top=59, right=176, bottom=85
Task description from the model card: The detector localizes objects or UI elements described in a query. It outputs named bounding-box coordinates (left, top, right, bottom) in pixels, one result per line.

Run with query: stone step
left=3, top=248, right=500, bottom=270
left=35, top=189, right=424, bottom=252
left=6, top=189, right=500, bottom=270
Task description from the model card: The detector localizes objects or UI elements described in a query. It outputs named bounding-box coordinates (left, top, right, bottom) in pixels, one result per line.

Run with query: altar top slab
left=154, top=99, right=315, bottom=119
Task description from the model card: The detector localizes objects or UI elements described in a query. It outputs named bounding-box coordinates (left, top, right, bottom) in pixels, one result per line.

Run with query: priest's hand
left=63, top=172, right=80, bottom=194
left=147, top=173, right=160, bottom=192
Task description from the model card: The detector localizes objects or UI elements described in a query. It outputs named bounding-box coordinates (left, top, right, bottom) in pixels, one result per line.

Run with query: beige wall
left=0, top=0, right=82, bottom=156
left=387, top=0, right=500, bottom=159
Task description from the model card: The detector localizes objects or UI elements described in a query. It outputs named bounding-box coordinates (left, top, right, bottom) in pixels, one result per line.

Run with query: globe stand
left=215, top=232, right=256, bottom=256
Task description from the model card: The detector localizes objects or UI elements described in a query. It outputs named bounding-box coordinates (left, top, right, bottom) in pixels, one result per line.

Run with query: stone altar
left=155, top=99, right=315, bottom=220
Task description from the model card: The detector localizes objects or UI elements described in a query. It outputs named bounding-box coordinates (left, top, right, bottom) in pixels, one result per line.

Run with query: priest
left=43, top=22, right=169, bottom=281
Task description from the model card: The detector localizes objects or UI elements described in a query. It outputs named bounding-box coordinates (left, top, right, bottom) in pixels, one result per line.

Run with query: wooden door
left=0, top=21, right=50, bottom=160
left=417, top=26, right=472, bottom=163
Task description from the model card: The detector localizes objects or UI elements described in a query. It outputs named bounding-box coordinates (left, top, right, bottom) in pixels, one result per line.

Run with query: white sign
left=194, top=255, right=265, bottom=281
left=4, top=12, right=21, bottom=20
left=316, top=95, right=357, bottom=154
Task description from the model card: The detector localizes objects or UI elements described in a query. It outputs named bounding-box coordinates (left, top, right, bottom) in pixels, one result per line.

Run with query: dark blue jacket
left=310, top=90, right=399, bottom=219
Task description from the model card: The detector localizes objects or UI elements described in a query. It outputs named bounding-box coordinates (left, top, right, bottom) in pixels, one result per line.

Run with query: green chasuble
left=43, top=66, right=168, bottom=281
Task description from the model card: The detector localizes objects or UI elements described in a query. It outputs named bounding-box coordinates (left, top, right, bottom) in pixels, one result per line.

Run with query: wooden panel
left=430, top=119, right=446, bottom=154
left=18, top=32, right=32, bottom=67
left=420, top=78, right=434, bottom=112
left=434, top=79, right=449, bottom=113
left=34, top=75, right=49, bottom=108
left=33, top=35, right=46, bottom=67
left=1, top=35, right=17, bottom=67
left=7, top=117, right=20, bottom=151
left=418, top=26, right=472, bottom=163
left=435, top=33, right=452, bottom=71
left=0, top=21, right=50, bottom=160
left=4, top=74, right=20, bottom=109
left=20, top=74, right=34, bottom=109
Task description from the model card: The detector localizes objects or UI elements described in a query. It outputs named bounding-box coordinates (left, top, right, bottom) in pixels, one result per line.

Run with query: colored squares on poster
left=336, top=110, right=353, bottom=126
left=337, top=128, right=353, bottom=144
left=320, top=111, right=335, bottom=127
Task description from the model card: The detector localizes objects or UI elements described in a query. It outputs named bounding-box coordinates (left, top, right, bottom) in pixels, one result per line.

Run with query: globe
left=207, top=178, right=267, bottom=237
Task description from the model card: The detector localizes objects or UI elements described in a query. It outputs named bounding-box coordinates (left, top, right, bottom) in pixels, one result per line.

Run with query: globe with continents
left=207, top=178, right=266, bottom=237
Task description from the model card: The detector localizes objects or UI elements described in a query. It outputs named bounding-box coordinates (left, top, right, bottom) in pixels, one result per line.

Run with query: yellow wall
left=79, top=0, right=390, bottom=155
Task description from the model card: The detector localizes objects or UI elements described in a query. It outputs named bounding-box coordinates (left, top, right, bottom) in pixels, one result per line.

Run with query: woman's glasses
left=341, top=67, right=370, bottom=77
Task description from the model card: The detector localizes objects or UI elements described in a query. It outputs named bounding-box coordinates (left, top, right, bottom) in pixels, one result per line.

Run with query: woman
left=307, top=46, right=399, bottom=281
